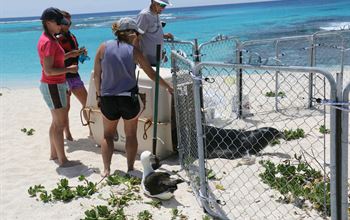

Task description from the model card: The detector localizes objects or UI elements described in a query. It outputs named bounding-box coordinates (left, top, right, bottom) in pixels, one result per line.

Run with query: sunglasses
left=120, top=29, right=139, bottom=36
left=123, top=29, right=136, bottom=33
left=157, top=2, right=167, bottom=8
left=62, top=22, right=72, bottom=26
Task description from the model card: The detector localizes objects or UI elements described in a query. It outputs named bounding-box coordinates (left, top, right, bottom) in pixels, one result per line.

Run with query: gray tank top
left=101, top=40, right=137, bottom=96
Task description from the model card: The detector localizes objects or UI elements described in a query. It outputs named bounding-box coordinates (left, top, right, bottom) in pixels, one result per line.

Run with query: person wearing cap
left=56, top=10, right=90, bottom=141
left=93, top=17, right=173, bottom=177
left=37, top=7, right=81, bottom=167
left=136, top=0, right=174, bottom=66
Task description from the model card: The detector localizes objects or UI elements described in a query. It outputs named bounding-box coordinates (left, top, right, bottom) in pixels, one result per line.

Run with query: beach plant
left=265, top=91, right=286, bottom=98
left=51, top=179, right=75, bottom=202
left=270, top=139, right=281, bottom=146
left=28, top=184, right=46, bottom=197
left=137, top=210, right=152, bottom=220
left=259, top=155, right=330, bottom=216
left=107, top=190, right=141, bottom=208
left=39, top=191, right=52, bottom=203
left=319, top=125, right=330, bottom=134
left=106, top=173, right=141, bottom=187
left=283, top=128, right=305, bottom=141
left=28, top=176, right=98, bottom=203
left=171, top=208, right=188, bottom=220
left=202, top=215, right=212, bottom=220
left=76, top=175, right=98, bottom=197
left=206, top=169, right=217, bottom=180
left=215, top=184, right=225, bottom=191
left=145, top=199, right=162, bottom=209
left=21, top=128, right=35, bottom=136
left=83, top=205, right=126, bottom=220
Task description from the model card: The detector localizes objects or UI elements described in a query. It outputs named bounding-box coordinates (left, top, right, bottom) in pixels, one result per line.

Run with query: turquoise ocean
left=0, top=0, right=349, bottom=88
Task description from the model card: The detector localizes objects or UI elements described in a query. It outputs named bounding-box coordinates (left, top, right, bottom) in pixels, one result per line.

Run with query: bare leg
left=49, top=122, right=58, bottom=160
left=101, top=116, right=118, bottom=177
left=64, top=91, right=73, bottom=141
left=72, top=86, right=92, bottom=136
left=50, top=108, right=69, bottom=165
left=124, top=118, right=138, bottom=172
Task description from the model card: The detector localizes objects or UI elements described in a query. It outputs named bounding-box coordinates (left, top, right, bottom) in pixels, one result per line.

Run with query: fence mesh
left=162, top=40, right=194, bottom=68
left=199, top=36, right=239, bottom=63
left=171, top=54, right=203, bottom=194
left=198, top=64, right=331, bottom=219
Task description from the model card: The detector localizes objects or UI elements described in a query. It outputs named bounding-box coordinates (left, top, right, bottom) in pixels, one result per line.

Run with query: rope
left=142, top=118, right=153, bottom=140
left=80, top=107, right=92, bottom=126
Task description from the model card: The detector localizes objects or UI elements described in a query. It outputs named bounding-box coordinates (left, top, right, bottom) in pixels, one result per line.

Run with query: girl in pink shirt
left=37, top=7, right=81, bottom=167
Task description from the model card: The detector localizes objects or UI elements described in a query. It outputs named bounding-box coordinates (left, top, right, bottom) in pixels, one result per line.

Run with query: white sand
left=1, top=69, right=348, bottom=220
left=0, top=87, right=205, bottom=220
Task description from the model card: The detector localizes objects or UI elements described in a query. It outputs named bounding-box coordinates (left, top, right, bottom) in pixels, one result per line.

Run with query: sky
left=0, top=0, right=275, bottom=18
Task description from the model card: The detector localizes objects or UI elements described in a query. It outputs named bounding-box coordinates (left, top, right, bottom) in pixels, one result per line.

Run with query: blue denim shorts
left=39, top=82, right=67, bottom=110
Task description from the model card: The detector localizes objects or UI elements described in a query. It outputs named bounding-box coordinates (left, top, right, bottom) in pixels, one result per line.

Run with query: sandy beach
left=0, top=87, right=206, bottom=220
left=0, top=70, right=348, bottom=220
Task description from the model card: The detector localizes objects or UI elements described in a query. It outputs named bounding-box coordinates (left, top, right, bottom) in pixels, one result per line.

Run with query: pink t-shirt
left=37, top=32, right=66, bottom=84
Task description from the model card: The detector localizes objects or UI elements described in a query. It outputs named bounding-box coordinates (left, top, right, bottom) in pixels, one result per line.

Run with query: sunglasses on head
left=120, top=29, right=138, bottom=35
left=123, top=29, right=136, bottom=33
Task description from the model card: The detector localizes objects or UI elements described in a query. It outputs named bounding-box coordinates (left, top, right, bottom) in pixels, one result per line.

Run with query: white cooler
left=84, top=67, right=174, bottom=159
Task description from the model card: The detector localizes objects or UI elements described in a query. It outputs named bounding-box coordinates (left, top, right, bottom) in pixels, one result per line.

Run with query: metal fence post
left=341, top=83, right=349, bottom=220
left=236, top=43, right=243, bottom=118
left=309, top=36, right=315, bottom=108
left=330, top=86, right=343, bottom=220
left=192, top=63, right=209, bottom=210
left=275, top=40, right=281, bottom=112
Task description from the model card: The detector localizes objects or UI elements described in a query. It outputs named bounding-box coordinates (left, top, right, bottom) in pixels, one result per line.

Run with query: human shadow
left=260, top=152, right=291, bottom=159
left=158, top=152, right=180, bottom=166
left=158, top=197, right=185, bottom=209
left=65, top=138, right=101, bottom=154
left=112, top=169, right=143, bottom=179
left=55, top=161, right=99, bottom=178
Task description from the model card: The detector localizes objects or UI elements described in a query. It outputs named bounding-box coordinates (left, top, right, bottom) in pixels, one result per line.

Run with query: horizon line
left=0, top=0, right=280, bottom=20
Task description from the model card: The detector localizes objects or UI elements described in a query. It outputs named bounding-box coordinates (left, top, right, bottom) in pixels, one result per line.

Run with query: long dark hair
left=60, top=10, right=71, bottom=19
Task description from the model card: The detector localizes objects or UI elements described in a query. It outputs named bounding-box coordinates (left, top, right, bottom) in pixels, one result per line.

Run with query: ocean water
left=0, top=0, right=349, bottom=88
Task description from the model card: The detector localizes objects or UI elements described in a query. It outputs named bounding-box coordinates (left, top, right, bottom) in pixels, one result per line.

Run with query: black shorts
left=100, top=96, right=141, bottom=121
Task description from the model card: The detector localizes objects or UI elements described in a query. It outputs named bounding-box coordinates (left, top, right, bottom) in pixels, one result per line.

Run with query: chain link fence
left=162, top=40, right=195, bottom=68
left=171, top=54, right=203, bottom=199
left=170, top=30, right=349, bottom=219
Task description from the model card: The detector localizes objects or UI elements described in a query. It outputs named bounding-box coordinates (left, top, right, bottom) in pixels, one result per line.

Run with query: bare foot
left=49, top=156, right=58, bottom=160
left=101, top=169, right=110, bottom=177
left=59, top=160, right=82, bottom=168
left=65, top=130, right=73, bottom=141
left=65, top=134, right=73, bottom=141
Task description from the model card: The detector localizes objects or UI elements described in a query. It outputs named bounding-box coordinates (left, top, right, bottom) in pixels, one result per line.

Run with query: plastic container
left=84, top=67, right=174, bottom=159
